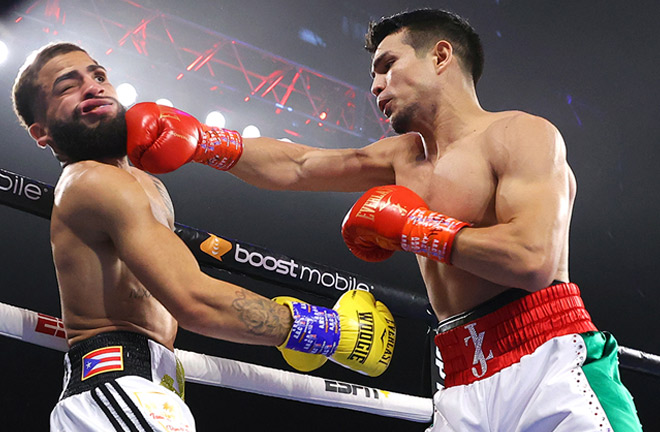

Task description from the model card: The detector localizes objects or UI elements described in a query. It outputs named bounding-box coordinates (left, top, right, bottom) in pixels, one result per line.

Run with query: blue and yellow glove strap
left=285, top=302, right=341, bottom=356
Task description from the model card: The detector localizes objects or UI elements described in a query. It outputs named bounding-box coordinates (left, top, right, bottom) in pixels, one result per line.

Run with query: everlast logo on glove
left=347, top=312, right=375, bottom=363
left=355, top=188, right=408, bottom=221
left=378, top=317, right=396, bottom=366
left=355, top=188, right=389, bottom=221
left=341, top=184, right=429, bottom=262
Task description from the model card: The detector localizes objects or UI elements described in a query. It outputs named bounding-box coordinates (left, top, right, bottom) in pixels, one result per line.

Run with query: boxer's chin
left=390, top=105, right=420, bottom=134
left=49, top=106, right=127, bottom=162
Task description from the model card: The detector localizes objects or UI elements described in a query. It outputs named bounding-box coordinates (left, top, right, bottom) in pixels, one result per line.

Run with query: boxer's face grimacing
left=33, top=51, right=127, bottom=162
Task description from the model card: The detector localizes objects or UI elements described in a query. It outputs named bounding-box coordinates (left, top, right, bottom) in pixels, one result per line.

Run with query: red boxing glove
left=341, top=185, right=470, bottom=264
left=125, top=102, right=243, bottom=174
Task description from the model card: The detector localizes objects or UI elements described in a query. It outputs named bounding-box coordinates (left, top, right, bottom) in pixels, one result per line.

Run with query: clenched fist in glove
left=273, top=290, right=396, bottom=377
left=342, top=185, right=470, bottom=264
left=125, top=102, right=243, bottom=174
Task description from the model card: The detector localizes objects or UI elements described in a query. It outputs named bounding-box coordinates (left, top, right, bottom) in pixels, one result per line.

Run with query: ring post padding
left=618, top=346, right=660, bottom=377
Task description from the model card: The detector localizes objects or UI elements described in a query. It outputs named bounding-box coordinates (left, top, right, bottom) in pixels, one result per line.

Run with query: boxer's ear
left=28, top=123, right=53, bottom=149
left=431, top=40, right=452, bottom=75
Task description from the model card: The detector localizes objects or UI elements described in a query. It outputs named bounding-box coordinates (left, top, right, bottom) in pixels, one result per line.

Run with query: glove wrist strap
left=285, top=302, right=340, bottom=356
left=401, top=208, right=470, bottom=264
left=193, top=127, right=243, bottom=170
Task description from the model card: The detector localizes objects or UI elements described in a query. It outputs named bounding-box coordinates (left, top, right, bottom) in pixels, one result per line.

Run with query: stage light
left=299, top=28, right=326, bottom=47
left=0, top=41, right=8, bottom=64
left=205, top=111, right=226, bottom=128
left=155, top=98, right=173, bottom=107
left=116, top=83, right=138, bottom=106
left=242, top=125, right=261, bottom=138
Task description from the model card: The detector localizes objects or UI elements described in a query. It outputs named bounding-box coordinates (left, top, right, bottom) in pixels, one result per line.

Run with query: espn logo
left=324, top=379, right=386, bottom=399
left=35, top=313, right=66, bottom=339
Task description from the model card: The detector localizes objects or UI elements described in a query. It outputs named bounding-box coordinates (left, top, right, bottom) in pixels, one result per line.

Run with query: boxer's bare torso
left=389, top=111, right=575, bottom=320
left=51, top=160, right=178, bottom=348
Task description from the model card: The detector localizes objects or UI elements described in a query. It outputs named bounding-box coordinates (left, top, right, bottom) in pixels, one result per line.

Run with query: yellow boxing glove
left=274, top=290, right=396, bottom=377
left=331, top=289, right=396, bottom=377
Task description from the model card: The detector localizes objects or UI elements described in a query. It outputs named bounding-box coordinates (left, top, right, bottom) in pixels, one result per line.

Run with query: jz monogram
left=464, top=323, right=493, bottom=378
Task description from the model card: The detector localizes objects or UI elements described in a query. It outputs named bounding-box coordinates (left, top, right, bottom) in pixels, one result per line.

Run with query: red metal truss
left=10, top=0, right=392, bottom=143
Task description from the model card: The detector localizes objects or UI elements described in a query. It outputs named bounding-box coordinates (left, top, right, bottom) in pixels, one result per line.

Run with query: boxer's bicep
left=493, top=116, right=570, bottom=281
left=296, top=144, right=396, bottom=191
left=494, top=115, right=571, bottom=242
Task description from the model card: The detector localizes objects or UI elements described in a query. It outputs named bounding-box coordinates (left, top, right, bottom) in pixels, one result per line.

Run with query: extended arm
left=231, top=136, right=396, bottom=191
left=125, top=102, right=399, bottom=192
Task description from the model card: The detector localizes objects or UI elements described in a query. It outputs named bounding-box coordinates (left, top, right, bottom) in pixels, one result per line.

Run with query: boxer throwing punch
left=12, top=42, right=395, bottom=431
left=126, top=8, right=642, bottom=431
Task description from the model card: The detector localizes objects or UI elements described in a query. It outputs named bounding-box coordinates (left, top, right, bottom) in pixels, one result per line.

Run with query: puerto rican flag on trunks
left=81, top=346, right=124, bottom=380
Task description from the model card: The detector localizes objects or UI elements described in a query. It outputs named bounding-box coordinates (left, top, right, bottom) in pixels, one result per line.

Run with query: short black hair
left=365, top=9, right=484, bottom=84
left=12, top=42, right=91, bottom=129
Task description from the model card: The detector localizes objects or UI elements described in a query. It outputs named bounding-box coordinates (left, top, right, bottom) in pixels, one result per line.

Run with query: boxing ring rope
left=0, top=300, right=433, bottom=422
left=1, top=167, right=660, bottom=422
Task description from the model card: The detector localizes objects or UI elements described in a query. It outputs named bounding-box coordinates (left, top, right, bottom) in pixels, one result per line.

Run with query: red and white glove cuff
left=401, top=208, right=469, bottom=264
left=193, top=128, right=243, bottom=171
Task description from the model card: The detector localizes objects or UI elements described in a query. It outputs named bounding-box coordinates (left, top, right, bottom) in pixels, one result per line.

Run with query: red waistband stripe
left=434, top=283, right=597, bottom=387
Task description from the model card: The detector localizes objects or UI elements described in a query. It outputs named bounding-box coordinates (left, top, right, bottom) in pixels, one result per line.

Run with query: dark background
left=1, top=1, right=658, bottom=430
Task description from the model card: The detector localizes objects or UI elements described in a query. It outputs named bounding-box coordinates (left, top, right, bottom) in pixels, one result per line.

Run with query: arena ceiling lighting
left=116, top=82, right=138, bottom=106
left=5, top=0, right=391, bottom=146
left=242, top=125, right=261, bottom=138
left=155, top=98, right=174, bottom=107
left=205, top=111, right=226, bottom=129
left=0, top=41, right=8, bottom=64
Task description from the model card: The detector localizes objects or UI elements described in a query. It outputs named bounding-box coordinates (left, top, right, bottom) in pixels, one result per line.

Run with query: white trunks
left=50, top=331, right=195, bottom=432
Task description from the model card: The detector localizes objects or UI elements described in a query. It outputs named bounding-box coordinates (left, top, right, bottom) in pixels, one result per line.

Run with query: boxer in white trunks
left=11, top=42, right=396, bottom=431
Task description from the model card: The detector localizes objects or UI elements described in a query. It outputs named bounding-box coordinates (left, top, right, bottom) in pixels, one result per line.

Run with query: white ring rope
left=0, top=300, right=433, bottom=423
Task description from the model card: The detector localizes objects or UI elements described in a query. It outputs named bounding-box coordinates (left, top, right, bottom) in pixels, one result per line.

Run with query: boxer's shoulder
left=479, top=111, right=563, bottom=169
left=483, top=110, right=558, bottom=139
left=57, top=163, right=138, bottom=204
left=53, top=163, right=150, bottom=232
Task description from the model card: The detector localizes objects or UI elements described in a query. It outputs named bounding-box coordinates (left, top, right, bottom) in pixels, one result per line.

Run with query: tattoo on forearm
left=231, top=291, right=291, bottom=340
